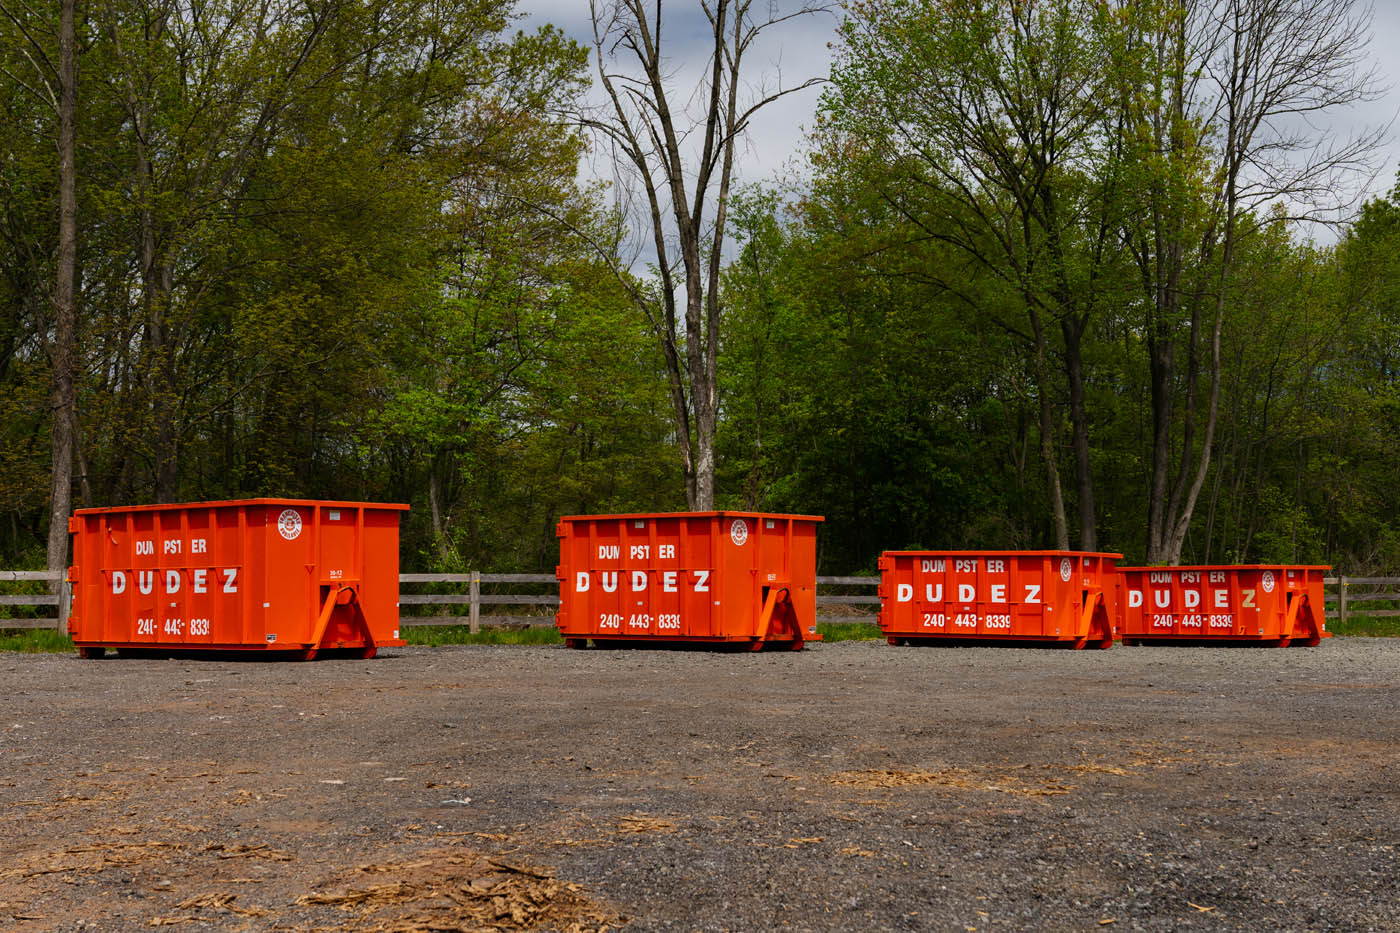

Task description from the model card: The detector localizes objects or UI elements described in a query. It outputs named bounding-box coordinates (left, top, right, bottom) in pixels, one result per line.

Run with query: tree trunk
left=1031, top=308, right=1069, bottom=550
left=1061, top=313, right=1096, bottom=551
left=45, top=0, right=78, bottom=621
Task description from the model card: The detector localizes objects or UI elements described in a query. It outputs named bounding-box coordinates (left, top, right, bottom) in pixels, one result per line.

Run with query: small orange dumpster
left=68, top=499, right=408, bottom=660
left=1116, top=565, right=1329, bottom=646
left=878, top=551, right=1120, bottom=649
left=555, top=511, right=823, bottom=649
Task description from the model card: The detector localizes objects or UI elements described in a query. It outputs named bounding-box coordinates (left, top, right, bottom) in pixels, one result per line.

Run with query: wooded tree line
left=1, top=0, right=1397, bottom=575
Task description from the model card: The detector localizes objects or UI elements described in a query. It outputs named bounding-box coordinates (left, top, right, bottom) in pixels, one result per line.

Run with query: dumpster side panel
left=879, top=551, right=1120, bottom=646
left=69, top=499, right=406, bottom=656
left=1117, top=565, right=1330, bottom=645
left=555, top=511, right=822, bottom=647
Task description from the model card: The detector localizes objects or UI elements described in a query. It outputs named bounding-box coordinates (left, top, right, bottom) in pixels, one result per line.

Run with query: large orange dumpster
left=1116, top=565, right=1329, bottom=646
left=878, top=551, right=1120, bottom=649
left=555, top=511, right=823, bottom=649
left=68, top=499, right=408, bottom=660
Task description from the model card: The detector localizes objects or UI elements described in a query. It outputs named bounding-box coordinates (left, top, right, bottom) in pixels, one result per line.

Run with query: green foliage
left=402, top=625, right=563, bottom=646
left=1326, top=617, right=1400, bottom=639
left=0, top=629, right=73, bottom=653
left=815, top=622, right=883, bottom=643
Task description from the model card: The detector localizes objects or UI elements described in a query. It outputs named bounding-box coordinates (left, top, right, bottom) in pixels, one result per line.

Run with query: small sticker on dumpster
left=278, top=509, right=303, bottom=540
left=1059, top=558, right=1072, bottom=582
left=730, top=519, right=749, bottom=546
left=266, top=633, right=277, bottom=643
left=1262, top=571, right=1276, bottom=593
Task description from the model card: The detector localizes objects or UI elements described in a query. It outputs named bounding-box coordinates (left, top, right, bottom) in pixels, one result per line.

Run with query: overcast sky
left=515, top=1, right=1400, bottom=237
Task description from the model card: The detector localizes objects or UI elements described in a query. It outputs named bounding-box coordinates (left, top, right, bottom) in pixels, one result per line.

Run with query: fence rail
left=3, top=571, right=1397, bottom=632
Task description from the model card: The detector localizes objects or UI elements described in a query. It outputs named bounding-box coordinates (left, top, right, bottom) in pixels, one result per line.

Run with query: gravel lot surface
left=1, top=638, right=1397, bottom=931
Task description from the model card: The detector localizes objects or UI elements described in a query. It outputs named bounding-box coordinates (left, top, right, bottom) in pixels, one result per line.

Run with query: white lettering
left=598, top=545, right=619, bottom=560
left=1214, top=589, right=1228, bottom=608
left=955, top=560, right=977, bottom=573
left=135, top=540, right=153, bottom=556
left=629, top=545, right=649, bottom=560
left=920, top=559, right=945, bottom=573
left=631, top=570, right=647, bottom=592
left=1210, top=571, right=1225, bottom=583
left=1026, top=583, right=1042, bottom=604
left=1150, top=571, right=1172, bottom=583
left=662, top=571, right=677, bottom=592
left=222, top=568, right=238, bottom=594
left=990, top=584, right=1006, bottom=603
left=163, top=539, right=181, bottom=555
left=165, top=570, right=180, bottom=594
left=926, top=582, right=943, bottom=602
left=1154, top=590, right=1171, bottom=609
left=659, top=544, right=675, bottom=559
left=897, top=583, right=913, bottom=603
left=694, top=570, right=710, bottom=592
left=1184, top=590, right=1200, bottom=609
left=193, top=569, right=208, bottom=594
left=192, top=539, right=207, bottom=554
left=575, top=571, right=590, bottom=593
left=138, top=570, right=155, bottom=595
left=1242, top=588, right=1256, bottom=608
left=958, top=583, right=975, bottom=603
left=987, top=560, right=1004, bottom=573
left=111, top=570, right=126, bottom=595
left=1128, top=589, right=1143, bottom=608
left=601, top=572, right=619, bottom=593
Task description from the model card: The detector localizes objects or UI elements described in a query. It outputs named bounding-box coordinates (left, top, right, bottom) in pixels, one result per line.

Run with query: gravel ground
left=1, top=638, right=1397, bottom=931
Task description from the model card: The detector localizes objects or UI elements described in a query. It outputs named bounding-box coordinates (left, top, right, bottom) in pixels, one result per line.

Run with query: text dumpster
left=555, top=511, right=823, bottom=649
left=878, top=551, right=1121, bottom=649
left=1116, top=565, right=1329, bottom=646
left=68, top=498, right=408, bottom=660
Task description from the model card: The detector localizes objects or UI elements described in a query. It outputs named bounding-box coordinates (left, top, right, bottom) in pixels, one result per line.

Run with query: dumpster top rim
left=73, top=498, right=410, bottom=515
left=1117, top=563, right=1331, bottom=572
left=558, top=511, right=824, bottom=523
left=882, top=550, right=1123, bottom=559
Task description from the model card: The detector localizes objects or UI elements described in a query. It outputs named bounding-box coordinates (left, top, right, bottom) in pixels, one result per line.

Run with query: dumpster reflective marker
left=1116, top=565, right=1329, bottom=646
left=878, top=551, right=1121, bottom=649
left=68, top=499, right=408, bottom=660
left=555, top=511, right=823, bottom=649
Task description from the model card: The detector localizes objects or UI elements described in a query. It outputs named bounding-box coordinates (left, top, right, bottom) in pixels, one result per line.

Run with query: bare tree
left=1113, top=0, right=1385, bottom=563
left=584, top=0, right=829, bottom=509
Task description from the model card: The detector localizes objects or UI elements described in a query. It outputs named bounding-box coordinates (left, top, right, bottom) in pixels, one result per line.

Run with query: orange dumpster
left=878, top=551, right=1120, bottom=649
left=555, top=511, right=823, bottom=649
left=67, top=499, right=408, bottom=660
left=1116, top=565, right=1329, bottom=646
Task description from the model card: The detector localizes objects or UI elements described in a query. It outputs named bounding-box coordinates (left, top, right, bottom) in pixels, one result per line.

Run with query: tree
left=825, top=0, right=1129, bottom=550
left=0, top=0, right=80, bottom=597
left=584, top=0, right=830, bottom=509
left=1106, top=0, right=1384, bottom=563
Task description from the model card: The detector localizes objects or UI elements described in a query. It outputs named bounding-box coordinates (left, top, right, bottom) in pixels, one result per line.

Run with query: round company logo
left=277, top=508, right=303, bottom=541
left=730, top=518, right=749, bottom=547
left=1262, top=571, right=1276, bottom=593
left=1059, top=558, right=1073, bottom=582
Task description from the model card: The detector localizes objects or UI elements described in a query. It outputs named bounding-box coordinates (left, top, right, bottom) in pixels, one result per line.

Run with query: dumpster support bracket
left=753, top=586, right=802, bottom=650
left=303, top=584, right=361, bottom=661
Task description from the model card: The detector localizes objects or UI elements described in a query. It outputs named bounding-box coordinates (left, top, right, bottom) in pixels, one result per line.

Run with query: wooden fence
left=399, top=573, right=883, bottom=632
left=3, top=571, right=1397, bottom=633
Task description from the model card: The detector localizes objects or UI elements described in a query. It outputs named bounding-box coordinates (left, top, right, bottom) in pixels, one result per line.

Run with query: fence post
left=1338, top=575, right=1348, bottom=626
left=469, top=570, right=480, bottom=634
left=57, top=573, right=71, bottom=633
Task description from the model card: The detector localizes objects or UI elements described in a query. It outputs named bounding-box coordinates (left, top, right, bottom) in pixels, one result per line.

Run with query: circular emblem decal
left=277, top=508, right=303, bottom=541
left=1261, top=571, right=1275, bottom=593
left=730, top=518, right=749, bottom=547
left=1060, top=558, right=1073, bottom=582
